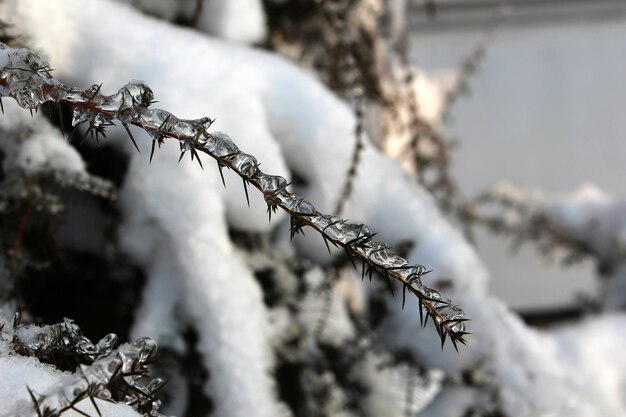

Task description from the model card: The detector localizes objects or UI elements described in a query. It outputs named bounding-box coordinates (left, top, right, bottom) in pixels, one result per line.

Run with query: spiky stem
left=0, top=43, right=468, bottom=349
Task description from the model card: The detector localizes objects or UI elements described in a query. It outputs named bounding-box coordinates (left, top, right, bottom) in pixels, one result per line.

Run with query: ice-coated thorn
left=289, top=217, right=306, bottom=241
left=12, top=310, right=21, bottom=327
left=322, top=234, right=332, bottom=254
left=178, top=151, right=185, bottom=163
left=402, top=285, right=407, bottom=310
left=243, top=179, right=250, bottom=207
left=190, top=147, right=204, bottom=169
left=123, top=123, right=141, bottom=154
left=158, top=114, right=171, bottom=131
left=440, top=331, right=447, bottom=350
left=418, top=301, right=425, bottom=326
left=89, top=83, right=103, bottom=101
left=0, top=97, right=4, bottom=114
left=89, top=394, right=102, bottom=417
left=216, top=162, right=226, bottom=186
left=29, top=108, right=33, bottom=117
left=26, top=386, right=42, bottom=417
left=69, top=403, right=90, bottom=417
left=451, top=337, right=460, bottom=352
left=422, top=311, right=431, bottom=328
left=150, top=139, right=156, bottom=164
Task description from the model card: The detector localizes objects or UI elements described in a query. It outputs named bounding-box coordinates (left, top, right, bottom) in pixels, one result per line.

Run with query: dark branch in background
left=0, top=43, right=468, bottom=349
left=395, top=32, right=457, bottom=209
left=318, top=0, right=368, bottom=216
left=439, top=2, right=505, bottom=122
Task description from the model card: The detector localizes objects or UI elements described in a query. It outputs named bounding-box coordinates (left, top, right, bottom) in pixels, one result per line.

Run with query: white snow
left=0, top=101, right=86, bottom=175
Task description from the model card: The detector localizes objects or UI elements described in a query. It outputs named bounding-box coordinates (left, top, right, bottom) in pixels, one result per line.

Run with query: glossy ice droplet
left=279, top=194, right=316, bottom=215
left=123, top=80, right=153, bottom=108
left=310, top=214, right=342, bottom=230
left=323, top=220, right=351, bottom=242
left=399, top=266, right=426, bottom=283
left=76, top=337, right=97, bottom=355
left=206, top=131, right=240, bottom=156
left=179, top=139, right=192, bottom=153
left=256, top=173, right=288, bottom=194
left=448, top=315, right=466, bottom=333
left=141, top=108, right=173, bottom=128
left=93, top=113, right=108, bottom=128
left=96, top=333, right=118, bottom=352
left=228, top=153, right=258, bottom=178
left=71, top=108, right=90, bottom=127
left=134, top=337, right=158, bottom=362
left=424, top=288, right=441, bottom=301
left=13, top=90, right=43, bottom=109
left=367, top=242, right=408, bottom=268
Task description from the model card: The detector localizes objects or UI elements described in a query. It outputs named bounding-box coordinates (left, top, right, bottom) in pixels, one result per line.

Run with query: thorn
left=150, top=139, right=156, bottom=164
left=322, top=235, right=332, bottom=254
left=402, top=285, right=407, bottom=310
left=158, top=114, right=171, bottom=131
left=216, top=162, right=226, bottom=186
left=0, top=97, right=4, bottom=114
left=123, top=123, right=141, bottom=154
left=243, top=179, right=250, bottom=207
left=89, top=394, right=102, bottom=417
left=418, top=301, right=425, bottom=326
left=26, top=386, right=42, bottom=417
left=440, top=331, right=447, bottom=350
left=451, top=337, right=459, bottom=352
left=89, top=83, right=103, bottom=101
left=12, top=309, right=21, bottom=327
left=29, top=108, right=33, bottom=117
left=69, top=403, right=91, bottom=417
left=191, top=147, right=203, bottom=169
left=178, top=151, right=185, bottom=163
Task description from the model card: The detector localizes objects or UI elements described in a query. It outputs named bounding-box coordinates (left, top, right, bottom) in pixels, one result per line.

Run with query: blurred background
left=410, top=0, right=626, bottom=314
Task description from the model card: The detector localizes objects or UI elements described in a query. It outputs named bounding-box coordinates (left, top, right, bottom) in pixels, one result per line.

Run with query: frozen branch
left=0, top=43, right=468, bottom=349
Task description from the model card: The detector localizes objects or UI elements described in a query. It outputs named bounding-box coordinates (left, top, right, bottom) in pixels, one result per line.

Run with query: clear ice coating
left=366, top=242, right=408, bottom=268
left=2, top=315, right=166, bottom=416
left=279, top=193, right=316, bottom=215
left=204, top=131, right=240, bottom=156
left=436, top=300, right=466, bottom=332
left=309, top=214, right=342, bottom=231
left=227, top=152, right=258, bottom=178
left=323, top=221, right=371, bottom=245
left=399, top=266, right=427, bottom=290
left=0, top=44, right=467, bottom=339
left=256, top=173, right=288, bottom=194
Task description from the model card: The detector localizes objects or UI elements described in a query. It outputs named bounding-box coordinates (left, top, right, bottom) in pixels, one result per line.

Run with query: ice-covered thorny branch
left=0, top=43, right=468, bottom=349
left=3, top=314, right=164, bottom=417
